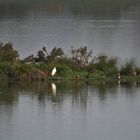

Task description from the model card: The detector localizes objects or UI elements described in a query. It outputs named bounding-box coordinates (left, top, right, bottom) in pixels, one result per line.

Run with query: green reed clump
left=0, top=62, right=16, bottom=76
left=56, top=64, right=72, bottom=77
left=14, top=64, right=37, bottom=80
left=136, top=67, right=140, bottom=75
left=88, top=55, right=118, bottom=77
left=0, top=62, right=10, bottom=74
left=120, top=59, right=136, bottom=76
left=13, top=64, right=48, bottom=81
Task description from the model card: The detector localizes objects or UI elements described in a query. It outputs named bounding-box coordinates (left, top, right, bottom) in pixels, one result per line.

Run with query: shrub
left=0, top=62, right=14, bottom=75
left=70, top=46, right=93, bottom=68
left=86, top=63, right=97, bottom=73
left=120, top=59, right=136, bottom=75
left=14, top=64, right=38, bottom=80
left=96, top=55, right=118, bottom=76
left=51, top=64, right=72, bottom=77
left=0, top=42, right=19, bottom=64
left=136, top=67, right=140, bottom=75
left=105, top=66, right=118, bottom=77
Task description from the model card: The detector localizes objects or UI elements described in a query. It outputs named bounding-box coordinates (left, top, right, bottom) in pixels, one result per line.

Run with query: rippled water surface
left=0, top=0, right=140, bottom=64
left=0, top=80, right=140, bottom=140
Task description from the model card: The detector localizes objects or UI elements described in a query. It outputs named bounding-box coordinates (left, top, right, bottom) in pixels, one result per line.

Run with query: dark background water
left=0, top=80, right=140, bottom=140
left=0, top=0, right=140, bottom=65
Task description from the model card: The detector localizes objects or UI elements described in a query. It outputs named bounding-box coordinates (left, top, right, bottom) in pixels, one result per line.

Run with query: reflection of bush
left=0, top=79, right=19, bottom=104
left=19, top=81, right=49, bottom=93
left=0, top=79, right=140, bottom=108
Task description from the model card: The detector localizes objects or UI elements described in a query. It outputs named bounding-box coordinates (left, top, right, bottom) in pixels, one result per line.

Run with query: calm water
left=0, top=80, right=140, bottom=140
left=1, top=1, right=140, bottom=140
left=0, top=0, right=140, bottom=64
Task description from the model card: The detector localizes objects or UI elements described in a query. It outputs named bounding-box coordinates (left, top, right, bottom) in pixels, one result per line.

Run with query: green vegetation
left=0, top=42, right=140, bottom=82
left=0, top=42, right=19, bottom=63
left=120, top=59, right=136, bottom=76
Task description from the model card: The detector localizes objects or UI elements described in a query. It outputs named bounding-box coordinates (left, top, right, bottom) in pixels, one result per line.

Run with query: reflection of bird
left=51, top=82, right=56, bottom=96
left=51, top=67, right=56, bottom=76
left=118, top=73, right=121, bottom=79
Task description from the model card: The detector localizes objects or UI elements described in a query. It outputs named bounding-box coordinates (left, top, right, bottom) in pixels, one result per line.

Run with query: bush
left=0, top=62, right=14, bottom=74
left=95, top=56, right=118, bottom=76
left=120, top=59, right=136, bottom=75
left=37, top=63, right=49, bottom=70
left=51, top=64, right=72, bottom=77
left=105, top=66, right=118, bottom=77
left=86, top=63, right=97, bottom=73
left=0, top=42, right=19, bottom=63
left=14, top=64, right=38, bottom=80
left=136, top=67, right=140, bottom=75
left=69, top=46, right=93, bottom=69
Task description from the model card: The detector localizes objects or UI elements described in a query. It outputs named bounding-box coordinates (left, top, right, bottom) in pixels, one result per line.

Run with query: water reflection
left=51, top=82, right=56, bottom=96
left=0, top=79, right=19, bottom=105
left=0, top=79, right=140, bottom=107
left=0, top=79, right=140, bottom=140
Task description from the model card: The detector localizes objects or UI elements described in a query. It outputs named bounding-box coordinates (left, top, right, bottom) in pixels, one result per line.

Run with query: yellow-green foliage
left=14, top=64, right=48, bottom=81
left=0, top=42, right=19, bottom=63
left=120, top=59, right=136, bottom=75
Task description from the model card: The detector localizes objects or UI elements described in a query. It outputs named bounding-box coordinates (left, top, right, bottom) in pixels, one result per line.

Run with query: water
left=0, top=80, right=140, bottom=140
left=1, top=1, right=140, bottom=139
left=0, top=0, right=140, bottom=65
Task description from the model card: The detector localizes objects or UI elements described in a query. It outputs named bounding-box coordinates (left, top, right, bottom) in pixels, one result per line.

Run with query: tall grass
left=120, top=59, right=136, bottom=76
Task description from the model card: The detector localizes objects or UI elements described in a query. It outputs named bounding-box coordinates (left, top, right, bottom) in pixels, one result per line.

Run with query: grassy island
left=0, top=42, right=140, bottom=83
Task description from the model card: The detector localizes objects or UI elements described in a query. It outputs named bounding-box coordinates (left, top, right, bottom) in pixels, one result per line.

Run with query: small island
left=0, top=42, right=140, bottom=83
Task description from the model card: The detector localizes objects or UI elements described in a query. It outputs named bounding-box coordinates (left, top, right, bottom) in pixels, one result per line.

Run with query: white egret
left=51, top=67, right=57, bottom=76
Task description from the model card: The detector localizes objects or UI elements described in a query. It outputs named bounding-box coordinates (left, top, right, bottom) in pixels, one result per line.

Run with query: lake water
left=0, top=1, right=140, bottom=139
left=0, top=80, right=140, bottom=140
left=0, top=0, right=140, bottom=65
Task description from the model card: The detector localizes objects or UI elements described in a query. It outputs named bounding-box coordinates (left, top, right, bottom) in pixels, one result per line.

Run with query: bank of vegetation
left=0, top=42, right=140, bottom=82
